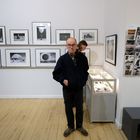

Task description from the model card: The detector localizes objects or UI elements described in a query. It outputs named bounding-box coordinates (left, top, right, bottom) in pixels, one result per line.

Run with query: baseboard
left=0, top=94, right=63, bottom=98
left=115, top=118, right=122, bottom=129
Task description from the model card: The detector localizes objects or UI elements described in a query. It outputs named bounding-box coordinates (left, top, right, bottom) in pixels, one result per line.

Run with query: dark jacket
left=52, top=52, right=89, bottom=90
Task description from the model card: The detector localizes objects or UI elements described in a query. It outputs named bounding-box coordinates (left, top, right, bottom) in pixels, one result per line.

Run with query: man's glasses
left=67, top=44, right=76, bottom=47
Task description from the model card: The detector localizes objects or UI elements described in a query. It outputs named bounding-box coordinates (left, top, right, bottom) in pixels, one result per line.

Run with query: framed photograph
left=124, top=55, right=135, bottom=75
left=79, top=29, right=98, bottom=44
left=0, top=50, right=1, bottom=67
left=32, top=22, right=51, bottom=45
left=5, top=49, right=30, bottom=67
left=35, top=49, right=60, bottom=67
left=132, top=52, right=140, bottom=75
left=10, top=29, right=29, bottom=45
left=126, top=29, right=136, bottom=45
left=0, top=26, right=6, bottom=45
left=105, top=34, right=117, bottom=65
left=55, top=29, right=74, bottom=45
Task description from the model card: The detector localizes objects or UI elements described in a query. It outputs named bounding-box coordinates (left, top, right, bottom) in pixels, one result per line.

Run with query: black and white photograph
left=79, top=29, right=98, bottom=44
left=32, top=22, right=51, bottom=44
left=10, top=53, right=26, bottom=63
left=37, top=26, right=46, bottom=40
left=126, top=29, right=136, bottom=45
left=5, top=49, right=30, bottom=67
left=125, top=45, right=135, bottom=55
left=105, top=34, right=117, bottom=65
left=0, top=26, right=6, bottom=45
left=35, top=49, right=60, bottom=67
left=56, top=29, right=74, bottom=45
left=0, top=50, right=1, bottom=67
left=10, top=29, right=29, bottom=45
left=132, top=52, right=140, bottom=75
left=124, top=55, right=134, bottom=75
left=135, top=27, right=140, bottom=46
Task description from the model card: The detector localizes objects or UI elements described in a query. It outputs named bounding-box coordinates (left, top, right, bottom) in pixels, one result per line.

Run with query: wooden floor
left=0, top=99, right=127, bottom=140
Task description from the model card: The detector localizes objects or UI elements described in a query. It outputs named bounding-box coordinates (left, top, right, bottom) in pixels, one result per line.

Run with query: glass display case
left=86, top=66, right=117, bottom=122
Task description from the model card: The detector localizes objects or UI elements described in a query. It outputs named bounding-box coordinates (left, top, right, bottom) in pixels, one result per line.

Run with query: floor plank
left=0, top=99, right=127, bottom=140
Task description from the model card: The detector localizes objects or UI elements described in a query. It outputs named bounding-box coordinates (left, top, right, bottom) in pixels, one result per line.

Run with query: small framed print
left=55, top=29, right=74, bottom=45
left=0, top=26, right=6, bottom=45
left=32, top=22, right=51, bottom=45
left=10, top=29, right=29, bottom=45
left=0, top=50, right=2, bottom=67
left=105, top=34, right=117, bottom=65
left=35, top=49, right=60, bottom=67
left=5, top=49, right=30, bottom=67
left=79, top=29, right=98, bottom=44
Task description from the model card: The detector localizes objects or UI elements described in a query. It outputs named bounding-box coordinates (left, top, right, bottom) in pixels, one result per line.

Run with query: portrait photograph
left=32, top=22, right=51, bottom=45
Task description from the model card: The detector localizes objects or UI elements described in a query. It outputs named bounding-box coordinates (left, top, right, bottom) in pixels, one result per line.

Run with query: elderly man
left=52, top=37, right=89, bottom=137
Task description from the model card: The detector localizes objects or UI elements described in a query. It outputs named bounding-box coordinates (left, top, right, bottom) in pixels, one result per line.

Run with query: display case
left=86, top=66, right=117, bottom=122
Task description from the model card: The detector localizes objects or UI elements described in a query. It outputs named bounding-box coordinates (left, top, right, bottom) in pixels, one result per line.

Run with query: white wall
left=0, top=45, right=103, bottom=98
left=104, top=0, right=140, bottom=127
left=0, top=0, right=105, bottom=44
left=0, top=0, right=105, bottom=98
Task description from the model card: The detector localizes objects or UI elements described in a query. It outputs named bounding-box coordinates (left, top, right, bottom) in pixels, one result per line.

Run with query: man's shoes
left=63, top=128, right=75, bottom=137
left=76, top=127, right=88, bottom=136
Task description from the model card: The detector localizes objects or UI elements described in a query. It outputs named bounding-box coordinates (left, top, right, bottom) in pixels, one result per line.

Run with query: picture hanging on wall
left=0, top=50, right=1, bottom=67
left=105, top=34, right=117, bottom=66
left=35, top=48, right=60, bottom=67
left=126, top=29, right=136, bottom=45
left=55, top=29, right=74, bottom=45
left=0, top=26, right=6, bottom=45
left=32, top=22, right=51, bottom=45
left=10, top=29, right=29, bottom=45
left=5, top=49, right=31, bottom=67
left=124, top=27, right=140, bottom=76
left=79, top=29, right=98, bottom=44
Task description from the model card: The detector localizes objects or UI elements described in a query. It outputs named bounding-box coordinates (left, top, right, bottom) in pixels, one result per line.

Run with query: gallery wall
left=0, top=0, right=105, bottom=98
left=104, top=0, right=140, bottom=127
left=0, top=0, right=105, bottom=44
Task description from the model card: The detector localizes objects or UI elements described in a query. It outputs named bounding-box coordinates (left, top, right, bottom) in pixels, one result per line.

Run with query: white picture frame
left=0, top=50, right=1, bottom=67
left=10, top=29, right=29, bottom=45
left=0, top=26, right=6, bottom=45
left=35, top=48, right=60, bottom=67
left=32, top=22, right=51, bottom=45
left=55, top=29, right=74, bottom=45
left=79, top=29, right=98, bottom=44
left=5, top=49, right=31, bottom=67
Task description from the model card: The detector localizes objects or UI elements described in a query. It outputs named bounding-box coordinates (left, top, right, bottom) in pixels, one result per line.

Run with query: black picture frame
left=105, top=34, right=117, bottom=65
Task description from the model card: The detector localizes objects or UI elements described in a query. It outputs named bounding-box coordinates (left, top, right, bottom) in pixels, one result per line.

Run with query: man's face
left=66, top=38, right=77, bottom=54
